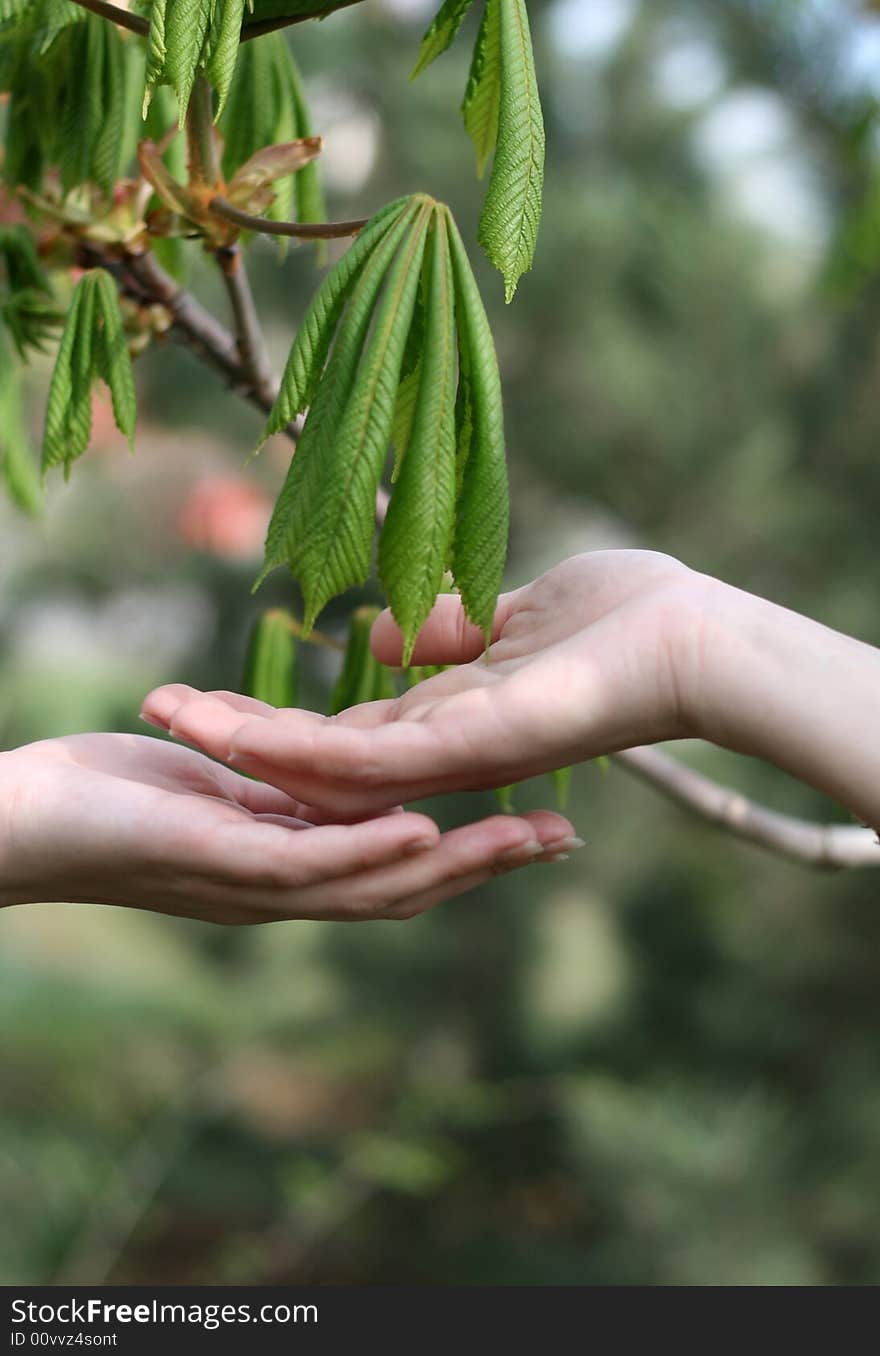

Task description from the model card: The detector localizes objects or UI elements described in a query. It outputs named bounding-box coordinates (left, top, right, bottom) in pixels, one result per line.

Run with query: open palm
left=0, top=734, right=573, bottom=922
left=142, top=551, right=703, bottom=818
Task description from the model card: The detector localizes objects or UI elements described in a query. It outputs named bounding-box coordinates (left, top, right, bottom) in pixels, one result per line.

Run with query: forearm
left=692, top=580, right=880, bottom=830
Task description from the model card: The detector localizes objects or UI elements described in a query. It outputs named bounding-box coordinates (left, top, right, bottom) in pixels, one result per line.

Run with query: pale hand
left=143, top=547, right=880, bottom=832
left=141, top=551, right=706, bottom=818
left=0, top=734, right=575, bottom=923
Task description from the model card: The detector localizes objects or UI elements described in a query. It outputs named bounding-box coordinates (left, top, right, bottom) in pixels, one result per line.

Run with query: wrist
left=679, top=575, right=779, bottom=754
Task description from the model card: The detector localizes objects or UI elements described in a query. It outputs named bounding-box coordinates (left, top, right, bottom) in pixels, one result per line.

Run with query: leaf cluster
left=42, top=269, right=137, bottom=477
left=0, top=225, right=59, bottom=514
left=141, top=0, right=360, bottom=121
left=0, top=226, right=61, bottom=360
left=1, top=9, right=142, bottom=196
left=258, top=193, right=508, bottom=663
left=144, top=0, right=249, bottom=121
left=0, top=349, right=42, bottom=514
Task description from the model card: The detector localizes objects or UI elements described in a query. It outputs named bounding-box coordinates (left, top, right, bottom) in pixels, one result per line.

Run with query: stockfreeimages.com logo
left=11, top=1299, right=318, bottom=1333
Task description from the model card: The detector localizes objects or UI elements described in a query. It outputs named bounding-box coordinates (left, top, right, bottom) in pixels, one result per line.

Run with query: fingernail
left=494, top=840, right=543, bottom=866
left=140, top=713, right=168, bottom=730
left=404, top=837, right=436, bottom=855
left=539, top=852, right=570, bottom=865
left=542, top=835, right=585, bottom=854
left=227, top=750, right=255, bottom=767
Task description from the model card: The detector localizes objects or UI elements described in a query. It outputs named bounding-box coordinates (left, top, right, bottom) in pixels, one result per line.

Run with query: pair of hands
left=0, top=552, right=708, bottom=924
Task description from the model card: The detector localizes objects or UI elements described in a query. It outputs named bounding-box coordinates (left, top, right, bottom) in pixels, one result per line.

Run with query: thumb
left=370, top=592, right=518, bottom=666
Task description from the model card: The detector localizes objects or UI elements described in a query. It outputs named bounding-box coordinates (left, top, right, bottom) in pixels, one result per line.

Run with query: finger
left=143, top=743, right=319, bottom=821
left=380, top=808, right=579, bottom=920
left=167, top=694, right=267, bottom=759
left=196, top=690, right=281, bottom=717
left=215, top=771, right=320, bottom=821
left=370, top=590, right=522, bottom=667
left=142, top=691, right=374, bottom=820
left=262, top=810, right=575, bottom=921
left=141, top=683, right=209, bottom=727
left=142, top=685, right=311, bottom=731
left=225, top=686, right=517, bottom=812
left=160, top=808, right=441, bottom=889
left=253, top=814, right=315, bottom=830
left=381, top=868, right=493, bottom=920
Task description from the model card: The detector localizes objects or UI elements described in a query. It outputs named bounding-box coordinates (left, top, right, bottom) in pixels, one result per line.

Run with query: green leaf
left=72, top=270, right=97, bottom=423
left=477, top=0, right=544, bottom=300
left=0, top=226, right=50, bottom=296
left=330, top=605, right=395, bottom=714
left=93, top=271, right=137, bottom=449
left=59, top=16, right=104, bottom=192
left=281, top=42, right=326, bottom=253
left=259, top=200, right=429, bottom=629
left=42, top=271, right=136, bottom=476
left=461, top=0, right=501, bottom=178
left=389, top=270, right=426, bottom=478
left=0, top=0, right=39, bottom=21
left=0, top=346, right=42, bottom=515
left=164, top=0, right=214, bottom=118
left=379, top=210, right=458, bottom=664
left=205, top=0, right=245, bottom=117
left=1, top=12, right=141, bottom=195
left=1, top=292, right=63, bottom=361
left=243, top=608, right=299, bottom=707
left=144, top=0, right=169, bottom=115
left=258, top=196, right=411, bottom=442
left=390, top=359, right=421, bottom=480
left=0, top=228, right=57, bottom=359
left=261, top=202, right=421, bottom=583
left=91, top=22, right=124, bottom=193
left=411, top=0, right=473, bottom=80
left=551, top=765, right=572, bottom=810
left=445, top=208, right=508, bottom=641
left=219, top=33, right=271, bottom=177
left=296, top=202, right=431, bottom=630
left=42, top=278, right=91, bottom=475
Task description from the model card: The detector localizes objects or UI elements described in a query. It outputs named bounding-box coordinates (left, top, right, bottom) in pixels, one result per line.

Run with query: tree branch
left=209, top=196, right=367, bottom=241
left=67, top=0, right=364, bottom=43
left=119, top=249, right=301, bottom=439
left=613, top=744, right=880, bottom=869
left=67, top=0, right=148, bottom=36
left=240, top=2, right=365, bottom=43
left=186, top=80, right=280, bottom=411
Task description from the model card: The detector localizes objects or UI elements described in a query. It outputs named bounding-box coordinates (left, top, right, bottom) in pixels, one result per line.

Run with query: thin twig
left=210, top=196, right=367, bottom=241
left=120, top=249, right=300, bottom=438
left=188, top=80, right=280, bottom=410
left=240, top=1, right=365, bottom=43
left=67, top=0, right=364, bottom=43
left=614, top=744, right=880, bottom=869
left=216, top=250, right=280, bottom=408
left=67, top=0, right=148, bottom=36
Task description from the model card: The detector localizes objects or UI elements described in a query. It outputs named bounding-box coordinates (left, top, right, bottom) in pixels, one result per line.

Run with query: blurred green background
left=3, top=0, right=880, bottom=1285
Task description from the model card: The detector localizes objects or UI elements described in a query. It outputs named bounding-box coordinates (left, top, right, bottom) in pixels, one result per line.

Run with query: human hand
left=0, top=734, right=575, bottom=923
left=142, top=551, right=710, bottom=817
